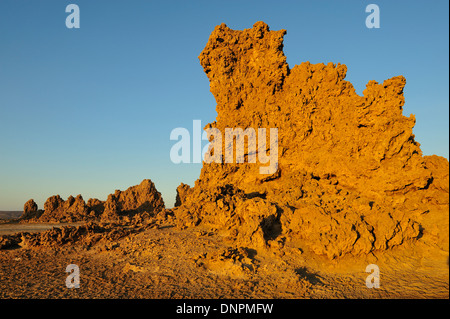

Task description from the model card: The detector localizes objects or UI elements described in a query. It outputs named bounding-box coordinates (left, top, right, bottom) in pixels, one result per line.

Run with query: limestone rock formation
left=21, top=199, right=40, bottom=220
left=39, top=194, right=89, bottom=222
left=174, top=22, right=449, bottom=259
left=87, top=198, right=105, bottom=217
left=102, top=179, right=165, bottom=221
left=174, top=183, right=191, bottom=207
left=24, top=179, right=165, bottom=223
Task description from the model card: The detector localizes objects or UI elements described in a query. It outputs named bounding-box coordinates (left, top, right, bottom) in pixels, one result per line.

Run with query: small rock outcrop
left=23, top=179, right=165, bottom=223
left=101, top=179, right=165, bottom=221
left=87, top=198, right=105, bottom=217
left=39, top=195, right=89, bottom=222
left=21, top=199, right=40, bottom=220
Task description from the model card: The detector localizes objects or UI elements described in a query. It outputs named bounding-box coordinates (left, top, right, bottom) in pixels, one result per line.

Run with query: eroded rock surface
left=174, top=22, right=449, bottom=259
left=21, top=199, right=40, bottom=220
left=22, top=179, right=165, bottom=224
left=102, top=179, right=165, bottom=221
left=174, top=183, right=191, bottom=207
left=39, top=195, right=89, bottom=223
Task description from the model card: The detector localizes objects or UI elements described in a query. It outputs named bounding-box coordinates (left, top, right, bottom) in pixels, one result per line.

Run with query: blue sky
left=0, top=0, right=448, bottom=210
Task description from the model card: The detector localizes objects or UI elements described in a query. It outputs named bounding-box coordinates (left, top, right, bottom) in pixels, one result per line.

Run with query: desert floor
left=0, top=222, right=448, bottom=299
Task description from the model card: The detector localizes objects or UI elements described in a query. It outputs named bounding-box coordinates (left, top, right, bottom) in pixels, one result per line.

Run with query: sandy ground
left=0, top=223, right=448, bottom=299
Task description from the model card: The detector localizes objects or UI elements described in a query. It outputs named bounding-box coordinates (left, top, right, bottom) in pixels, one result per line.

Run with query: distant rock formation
left=39, top=194, right=89, bottom=222
left=101, top=179, right=165, bottom=221
left=174, top=22, right=449, bottom=259
left=27, top=179, right=165, bottom=223
left=21, top=199, right=40, bottom=220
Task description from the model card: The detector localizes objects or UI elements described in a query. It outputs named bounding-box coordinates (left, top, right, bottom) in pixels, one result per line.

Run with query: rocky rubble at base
left=0, top=216, right=168, bottom=250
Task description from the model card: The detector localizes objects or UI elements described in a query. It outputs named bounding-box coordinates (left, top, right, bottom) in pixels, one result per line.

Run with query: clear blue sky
left=0, top=0, right=448, bottom=210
